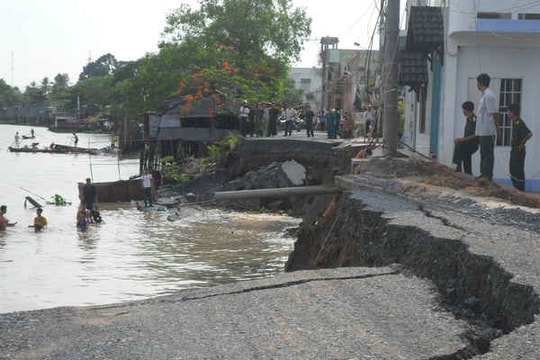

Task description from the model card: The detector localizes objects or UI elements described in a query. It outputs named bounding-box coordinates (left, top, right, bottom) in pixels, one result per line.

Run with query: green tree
left=49, top=74, right=76, bottom=114
left=162, top=0, right=311, bottom=64
left=24, top=82, right=47, bottom=105
left=74, top=76, right=113, bottom=116
left=79, top=53, right=118, bottom=81
left=0, top=79, right=23, bottom=107
left=160, top=0, right=311, bottom=105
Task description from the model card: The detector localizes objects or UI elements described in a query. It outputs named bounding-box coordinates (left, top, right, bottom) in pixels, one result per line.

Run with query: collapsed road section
left=286, top=173, right=540, bottom=359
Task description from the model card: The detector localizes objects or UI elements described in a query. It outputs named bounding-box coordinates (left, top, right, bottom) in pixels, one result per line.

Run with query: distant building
left=401, top=0, right=540, bottom=191
left=290, top=47, right=380, bottom=114
left=288, top=67, right=323, bottom=110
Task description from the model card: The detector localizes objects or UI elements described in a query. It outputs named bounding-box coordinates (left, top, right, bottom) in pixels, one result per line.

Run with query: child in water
left=33, top=208, right=47, bottom=232
left=76, top=205, right=90, bottom=231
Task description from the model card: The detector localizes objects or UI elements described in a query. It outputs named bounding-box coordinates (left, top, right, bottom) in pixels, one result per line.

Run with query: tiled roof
left=406, top=6, right=444, bottom=52
left=399, top=51, right=428, bottom=86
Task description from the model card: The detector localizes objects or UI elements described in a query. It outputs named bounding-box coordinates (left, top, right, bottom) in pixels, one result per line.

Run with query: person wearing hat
left=33, top=208, right=48, bottom=232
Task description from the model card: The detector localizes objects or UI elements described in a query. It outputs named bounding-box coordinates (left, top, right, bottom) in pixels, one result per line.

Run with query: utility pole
left=320, top=37, right=339, bottom=112
left=382, top=0, right=400, bottom=155
left=11, top=51, right=14, bottom=86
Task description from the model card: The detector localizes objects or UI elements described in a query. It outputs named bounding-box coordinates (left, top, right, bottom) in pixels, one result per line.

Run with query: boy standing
left=452, top=101, right=478, bottom=175
left=507, top=103, right=533, bottom=191
left=141, top=169, right=154, bottom=207
left=33, top=208, right=48, bottom=232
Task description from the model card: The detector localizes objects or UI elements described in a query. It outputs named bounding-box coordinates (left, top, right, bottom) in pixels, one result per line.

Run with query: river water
left=0, top=124, right=299, bottom=314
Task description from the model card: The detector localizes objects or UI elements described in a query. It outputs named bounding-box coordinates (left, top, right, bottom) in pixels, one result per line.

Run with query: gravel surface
left=0, top=268, right=468, bottom=360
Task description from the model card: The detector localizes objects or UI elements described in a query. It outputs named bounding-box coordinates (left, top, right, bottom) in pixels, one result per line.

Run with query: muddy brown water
left=0, top=124, right=298, bottom=313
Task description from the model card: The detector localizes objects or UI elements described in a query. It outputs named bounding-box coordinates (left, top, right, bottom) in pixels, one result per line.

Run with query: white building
left=401, top=0, right=540, bottom=191
left=288, top=67, right=323, bottom=111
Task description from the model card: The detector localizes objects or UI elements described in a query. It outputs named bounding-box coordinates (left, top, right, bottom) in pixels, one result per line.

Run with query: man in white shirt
left=141, top=169, right=153, bottom=207
left=239, top=100, right=250, bottom=136
left=475, top=73, right=500, bottom=181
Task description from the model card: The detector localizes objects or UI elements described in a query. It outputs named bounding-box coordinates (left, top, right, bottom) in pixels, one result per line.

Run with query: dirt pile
left=362, top=156, right=540, bottom=209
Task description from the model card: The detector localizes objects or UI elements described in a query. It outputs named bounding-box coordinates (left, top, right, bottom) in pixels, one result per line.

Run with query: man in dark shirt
left=507, top=103, right=533, bottom=191
left=452, top=101, right=479, bottom=175
left=304, top=104, right=315, bottom=137
left=82, top=178, right=97, bottom=211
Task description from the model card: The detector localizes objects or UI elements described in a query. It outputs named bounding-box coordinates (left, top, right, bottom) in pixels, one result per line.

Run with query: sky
left=0, top=0, right=384, bottom=90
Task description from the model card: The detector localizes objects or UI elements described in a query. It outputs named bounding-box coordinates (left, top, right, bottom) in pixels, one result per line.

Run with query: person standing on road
left=364, top=106, right=374, bottom=139
left=141, top=169, right=154, bottom=207
left=269, top=103, right=279, bottom=137
left=327, top=108, right=338, bottom=139
left=507, top=103, right=533, bottom=191
left=262, top=103, right=270, bottom=137
left=452, top=101, right=478, bottom=175
left=284, top=104, right=296, bottom=136
left=475, top=73, right=500, bottom=181
left=239, top=100, right=250, bottom=137
left=304, top=104, right=315, bottom=138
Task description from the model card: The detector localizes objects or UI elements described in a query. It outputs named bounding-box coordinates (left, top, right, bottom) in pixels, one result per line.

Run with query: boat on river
left=77, top=178, right=144, bottom=203
left=51, top=144, right=99, bottom=155
left=8, top=144, right=99, bottom=155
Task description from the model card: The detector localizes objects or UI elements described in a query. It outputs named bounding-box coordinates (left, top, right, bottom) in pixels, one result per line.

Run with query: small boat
left=24, top=196, right=43, bottom=208
left=21, top=135, right=35, bottom=140
left=77, top=179, right=144, bottom=203
left=9, top=146, right=67, bottom=154
left=51, top=144, right=99, bottom=155
left=8, top=144, right=99, bottom=155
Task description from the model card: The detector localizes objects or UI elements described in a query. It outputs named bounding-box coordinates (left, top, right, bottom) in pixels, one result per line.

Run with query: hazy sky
left=1, top=0, right=383, bottom=89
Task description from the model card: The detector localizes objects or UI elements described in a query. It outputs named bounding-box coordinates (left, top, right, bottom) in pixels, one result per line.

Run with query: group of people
left=0, top=204, right=46, bottom=233
left=238, top=100, right=282, bottom=137
left=238, top=101, right=360, bottom=140
left=452, top=73, right=533, bottom=191
left=79, top=177, right=102, bottom=231
left=13, top=129, right=36, bottom=147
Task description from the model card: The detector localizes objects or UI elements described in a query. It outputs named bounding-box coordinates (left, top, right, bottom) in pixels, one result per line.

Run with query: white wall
left=448, top=45, right=540, bottom=183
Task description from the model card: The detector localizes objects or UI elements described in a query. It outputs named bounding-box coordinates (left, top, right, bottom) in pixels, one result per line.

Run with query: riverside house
left=400, top=0, right=540, bottom=191
left=143, top=95, right=239, bottom=160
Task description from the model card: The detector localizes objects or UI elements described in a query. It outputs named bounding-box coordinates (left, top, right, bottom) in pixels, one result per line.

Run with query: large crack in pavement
left=287, top=190, right=540, bottom=359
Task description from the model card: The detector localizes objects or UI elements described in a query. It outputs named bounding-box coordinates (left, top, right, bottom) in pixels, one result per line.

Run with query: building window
left=477, top=12, right=512, bottom=19
left=300, top=78, right=311, bottom=93
left=497, top=78, right=522, bottom=147
left=519, top=13, right=540, bottom=20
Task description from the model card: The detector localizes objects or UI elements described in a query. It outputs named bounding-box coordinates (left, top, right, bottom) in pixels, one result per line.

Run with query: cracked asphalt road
left=0, top=267, right=468, bottom=360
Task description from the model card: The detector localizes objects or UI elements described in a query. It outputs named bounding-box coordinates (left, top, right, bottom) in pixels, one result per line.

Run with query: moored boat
left=9, top=146, right=67, bottom=154
left=51, top=144, right=99, bottom=155
left=77, top=178, right=144, bottom=203
left=8, top=144, right=99, bottom=155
